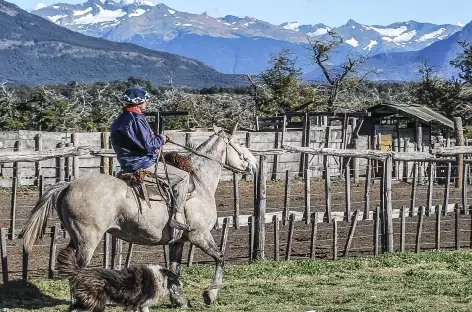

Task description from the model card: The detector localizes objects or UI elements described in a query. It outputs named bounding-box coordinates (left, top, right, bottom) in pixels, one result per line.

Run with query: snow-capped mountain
left=31, top=1, right=463, bottom=75
left=0, top=0, right=243, bottom=87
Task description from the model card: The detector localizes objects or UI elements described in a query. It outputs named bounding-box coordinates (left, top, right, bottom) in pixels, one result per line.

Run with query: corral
left=1, top=118, right=472, bottom=288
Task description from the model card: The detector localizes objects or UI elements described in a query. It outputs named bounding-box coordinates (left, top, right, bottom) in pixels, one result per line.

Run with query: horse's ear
left=213, top=125, right=221, bottom=133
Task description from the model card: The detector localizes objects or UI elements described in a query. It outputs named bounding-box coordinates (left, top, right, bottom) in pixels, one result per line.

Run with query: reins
left=167, top=138, right=247, bottom=174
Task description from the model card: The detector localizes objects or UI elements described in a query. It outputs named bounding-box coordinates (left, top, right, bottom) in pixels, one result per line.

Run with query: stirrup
left=170, top=219, right=190, bottom=231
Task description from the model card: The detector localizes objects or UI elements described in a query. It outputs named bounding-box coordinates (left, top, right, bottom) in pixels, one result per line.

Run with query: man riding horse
left=110, top=88, right=190, bottom=240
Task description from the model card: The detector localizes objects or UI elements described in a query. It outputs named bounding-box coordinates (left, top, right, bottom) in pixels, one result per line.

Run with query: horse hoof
left=202, top=289, right=218, bottom=305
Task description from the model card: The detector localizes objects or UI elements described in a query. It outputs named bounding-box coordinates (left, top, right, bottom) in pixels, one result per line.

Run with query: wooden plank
left=273, top=215, right=280, bottom=261
left=416, top=206, right=425, bottom=253
left=344, top=210, right=359, bottom=257
left=48, top=224, right=60, bottom=279
left=385, top=156, right=394, bottom=253
left=310, top=214, right=318, bottom=259
left=233, top=173, right=240, bottom=229
left=283, top=170, right=291, bottom=226
left=285, top=214, right=295, bottom=261
left=0, top=228, right=8, bottom=283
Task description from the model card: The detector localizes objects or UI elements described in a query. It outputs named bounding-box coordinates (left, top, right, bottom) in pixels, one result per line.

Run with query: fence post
left=0, top=228, right=8, bottom=283
left=248, top=216, right=254, bottom=261
left=374, top=206, right=380, bottom=257
left=273, top=215, right=279, bottom=261
left=9, top=176, right=17, bottom=240
left=463, top=164, right=469, bottom=215
left=343, top=210, right=359, bottom=257
left=283, top=170, right=291, bottom=226
left=233, top=173, right=240, bottom=229
left=385, top=156, right=394, bottom=252
left=285, top=214, right=295, bottom=261
left=72, top=133, right=80, bottom=179
left=35, top=133, right=42, bottom=186
left=416, top=206, right=425, bottom=253
left=101, top=132, right=110, bottom=175
left=364, top=159, right=372, bottom=220
left=400, top=206, right=406, bottom=252
left=304, top=169, right=311, bottom=224
left=345, top=163, right=351, bottom=220
left=454, top=117, right=464, bottom=188
left=220, top=218, right=230, bottom=254
left=22, top=246, right=28, bottom=281
left=253, top=156, right=267, bottom=260
left=310, top=213, right=317, bottom=259
left=443, top=163, right=451, bottom=216
left=48, top=224, right=60, bottom=279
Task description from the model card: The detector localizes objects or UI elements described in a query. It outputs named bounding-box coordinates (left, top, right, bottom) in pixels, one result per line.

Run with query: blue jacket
left=110, top=111, right=165, bottom=172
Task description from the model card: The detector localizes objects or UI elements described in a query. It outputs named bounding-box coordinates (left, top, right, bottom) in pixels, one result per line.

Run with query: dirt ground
left=1, top=176, right=472, bottom=282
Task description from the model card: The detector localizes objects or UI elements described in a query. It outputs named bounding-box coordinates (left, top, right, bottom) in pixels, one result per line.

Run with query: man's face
left=137, top=101, right=147, bottom=111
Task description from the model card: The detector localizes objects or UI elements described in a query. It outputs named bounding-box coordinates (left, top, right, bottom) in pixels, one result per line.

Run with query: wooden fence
left=2, top=141, right=472, bottom=282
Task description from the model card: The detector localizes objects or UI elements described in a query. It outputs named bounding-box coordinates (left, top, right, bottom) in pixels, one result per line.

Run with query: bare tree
left=307, top=31, right=375, bottom=111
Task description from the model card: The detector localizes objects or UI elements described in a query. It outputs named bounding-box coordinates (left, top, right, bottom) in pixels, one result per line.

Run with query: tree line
left=1, top=32, right=471, bottom=133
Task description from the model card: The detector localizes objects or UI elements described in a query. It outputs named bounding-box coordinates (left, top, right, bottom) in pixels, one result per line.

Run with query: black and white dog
left=57, top=247, right=180, bottom=312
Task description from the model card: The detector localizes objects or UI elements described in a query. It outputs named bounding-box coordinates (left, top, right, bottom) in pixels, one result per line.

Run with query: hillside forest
left=1, top=33, right=472, bottom=135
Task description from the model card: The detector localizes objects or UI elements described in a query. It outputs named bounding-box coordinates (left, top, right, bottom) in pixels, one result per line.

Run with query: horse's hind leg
left=188, top=231, right=224, bottom=305
left=168, top=242, right=190, bottom=308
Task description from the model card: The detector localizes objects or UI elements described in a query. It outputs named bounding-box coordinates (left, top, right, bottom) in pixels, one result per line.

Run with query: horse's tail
left=22, top=181, right=70, bottom=253
left=56, top=246, right=81, bottom=278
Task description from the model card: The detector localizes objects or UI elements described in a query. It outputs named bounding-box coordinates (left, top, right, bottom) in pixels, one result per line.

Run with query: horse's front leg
left=168, top=242, right=190, bottom=308
left=188, top=231, right=224, bottom=305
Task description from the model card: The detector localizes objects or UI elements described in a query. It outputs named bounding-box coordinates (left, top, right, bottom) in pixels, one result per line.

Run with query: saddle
left=117, top=152, right=194, bottom=211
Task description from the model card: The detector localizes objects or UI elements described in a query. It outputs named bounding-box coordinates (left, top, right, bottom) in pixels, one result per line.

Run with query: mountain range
left=31, top=0, right=465, bottom=78
left=0, top=0, right=245, bottom=86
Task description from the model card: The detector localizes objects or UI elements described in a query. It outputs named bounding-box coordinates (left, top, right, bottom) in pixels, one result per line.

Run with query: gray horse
left=22, top=125, right=258, bottom=308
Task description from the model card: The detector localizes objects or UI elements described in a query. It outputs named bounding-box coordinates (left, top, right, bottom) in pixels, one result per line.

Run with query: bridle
left=167, top=131, right=251, bottom=174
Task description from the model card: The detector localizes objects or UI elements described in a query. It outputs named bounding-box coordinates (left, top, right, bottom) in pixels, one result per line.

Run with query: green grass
left=3, top=251, right=472, bottom=311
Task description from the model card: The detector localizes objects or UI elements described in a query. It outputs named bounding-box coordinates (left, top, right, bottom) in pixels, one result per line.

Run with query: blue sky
left=9, top=0, right=472, bottom=27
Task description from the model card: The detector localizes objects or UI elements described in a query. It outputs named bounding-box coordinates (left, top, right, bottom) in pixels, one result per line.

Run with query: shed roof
left=366, top=103, right=454, bottom=129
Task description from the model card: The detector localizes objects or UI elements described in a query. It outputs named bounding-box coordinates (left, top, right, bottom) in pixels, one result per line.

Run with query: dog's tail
left=56, top=246, right=81, bottom=278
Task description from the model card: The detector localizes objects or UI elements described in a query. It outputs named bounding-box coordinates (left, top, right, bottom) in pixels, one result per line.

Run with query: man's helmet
left=121, top=88, right=150, bottom=105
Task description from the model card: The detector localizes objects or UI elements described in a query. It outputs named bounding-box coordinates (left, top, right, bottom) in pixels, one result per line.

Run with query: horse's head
left=213, top=124, right=258, bottom=175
